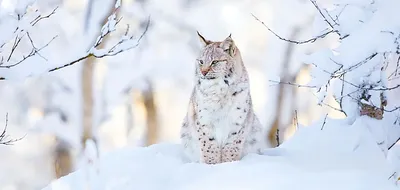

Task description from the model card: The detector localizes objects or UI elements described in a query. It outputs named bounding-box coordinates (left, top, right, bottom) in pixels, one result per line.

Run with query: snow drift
left=42, top=116, right=400, bottom=190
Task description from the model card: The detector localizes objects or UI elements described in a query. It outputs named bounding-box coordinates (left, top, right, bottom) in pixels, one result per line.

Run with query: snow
left=1, top=0, right=400, bottom=189
left=301, top=0, right=400, bottom=150
left=42, top=116, right=399, bottom=190
left=115, top=0, right=120, bottom=9
left=0, top=0, right=141, bottom=81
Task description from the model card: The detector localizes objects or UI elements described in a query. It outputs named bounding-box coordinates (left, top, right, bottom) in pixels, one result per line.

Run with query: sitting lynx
left=180, top=32, right=267, bottom=164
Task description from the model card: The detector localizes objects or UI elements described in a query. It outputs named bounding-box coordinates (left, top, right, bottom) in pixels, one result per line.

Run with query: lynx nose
left=201, top=68, right=210, bottom=76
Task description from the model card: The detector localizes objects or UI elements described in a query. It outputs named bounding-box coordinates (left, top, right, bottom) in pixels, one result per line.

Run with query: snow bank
left=42, top=116, right=399, bottom=190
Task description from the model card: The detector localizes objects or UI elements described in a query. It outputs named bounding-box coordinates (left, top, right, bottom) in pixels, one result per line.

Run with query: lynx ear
left=220, top=34, right=236, bottom=57
left=197, top=31, right=212, bottom=47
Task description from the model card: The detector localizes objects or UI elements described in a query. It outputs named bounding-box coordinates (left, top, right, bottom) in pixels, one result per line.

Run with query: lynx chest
left=196, top=79, right=247, bottom=145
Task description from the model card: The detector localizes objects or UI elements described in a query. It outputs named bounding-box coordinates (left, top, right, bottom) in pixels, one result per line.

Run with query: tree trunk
left=268, top=28, right=300, bottom=147
left=81, top=54, right=95, bottom=150
left=54, top=138, right=72, bottom=178
left=81, top=0, right=117, bottom=150
left=142, top=80, right=158, bottom=146
left=126, top=93, right=134, bottom=138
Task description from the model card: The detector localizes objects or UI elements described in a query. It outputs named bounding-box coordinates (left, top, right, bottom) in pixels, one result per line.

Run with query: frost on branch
left=301, top=0, right=400, bottom=122
left=0, top=0, right=150, bottom=80
left=254, top=0, right=400, bottom=151
left=0, top=5, right=59, bottom=71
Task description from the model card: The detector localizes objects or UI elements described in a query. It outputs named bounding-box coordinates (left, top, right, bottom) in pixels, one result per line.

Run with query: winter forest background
left=1, top=0, right=400, bottom=189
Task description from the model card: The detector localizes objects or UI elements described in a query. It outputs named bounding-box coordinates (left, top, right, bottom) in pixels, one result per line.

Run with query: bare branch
left=0, top=113, right=25, bottom=145
left=251, top=14, right=337, bottom=44
left=0, top=34, right=58, bottom=69
left=269, top=80, right=318, bottom=88
left=389, top=137, right=400, bottom=150
left=339, top=74, right=345, bottom=109
left=309, top=0, right=336, bottom=30
left=312, top=91, right=348, bottom=116
left=335, top=53, right=378, bottom=76
left=47, top=54, right=91, bottom=73
left=30, top=6, right=59, bottom=26
left=388, top=172, right=397, bottom=180
left=5, top=34, right=25, bottom=63
left=387, top=55, right=400, bottom=80
left=320, top=114, right=328, bottom=130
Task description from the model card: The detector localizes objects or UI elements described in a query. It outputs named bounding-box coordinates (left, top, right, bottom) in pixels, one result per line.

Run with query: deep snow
left=42, top=116, right=400, bottom=190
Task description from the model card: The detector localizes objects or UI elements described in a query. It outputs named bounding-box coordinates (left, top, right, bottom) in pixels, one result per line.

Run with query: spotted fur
left=180, top=32, right=266, bottom=164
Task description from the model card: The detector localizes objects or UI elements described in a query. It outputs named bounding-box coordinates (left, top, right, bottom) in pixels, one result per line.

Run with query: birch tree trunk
left=81, top=0, right=117, bottom=150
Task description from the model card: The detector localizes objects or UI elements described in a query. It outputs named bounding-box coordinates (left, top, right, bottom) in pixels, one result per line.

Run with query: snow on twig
left=0, top=1, right=150, bottom=80
left=0, top=6, right=59, bottom=70
left=48, top=16, right=150, bottom=73
left=255, top=0, right=400, bottom=147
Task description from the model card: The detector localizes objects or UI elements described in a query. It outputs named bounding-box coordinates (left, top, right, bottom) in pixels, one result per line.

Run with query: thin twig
left=0, top=35, right=58, bottom=68
left=320, top=114, right=328, bottom=130
left=251, top=14, right=337, bottom=44
left=309, top=0, right=336, bottom=30
left=294, top=110, right=299, bottom=130
left=6, top=34, right=25, bottom=62
left=276, top=128, right=280, bottom=146
left=388, top=172, right=397, bottom=180
left=30, top=6, right=59, bottom=26
left=389, top=137, right=400, bottom=150
left=339, top=73, right=345, bottom=109
left=269, top=80, right=318, bottom=88
left=0, top=113, right=25, bottom=145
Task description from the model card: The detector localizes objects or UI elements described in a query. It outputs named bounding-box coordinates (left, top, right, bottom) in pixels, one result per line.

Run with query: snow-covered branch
left=0, top=6, right=59, bottom=70
left=0, top=0, right=150, bottom=80
left=256, top=0, right=400, bottom=153
left=47, top=15, right=150, bottom=73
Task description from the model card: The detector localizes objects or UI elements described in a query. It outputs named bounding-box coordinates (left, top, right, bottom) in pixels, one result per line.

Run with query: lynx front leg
left=196, top=124, right=221, bottom=164
left=221, top=128, right=246, bottom=162
left=199, top=136, right=221, bottom=164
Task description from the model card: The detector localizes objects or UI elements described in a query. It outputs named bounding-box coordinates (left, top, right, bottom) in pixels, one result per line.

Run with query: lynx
left=180, top=32, right=267, bottom=164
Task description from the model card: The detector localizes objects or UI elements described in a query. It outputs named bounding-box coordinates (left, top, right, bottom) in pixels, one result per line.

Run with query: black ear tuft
left=197, top=31, right=212, bottom=46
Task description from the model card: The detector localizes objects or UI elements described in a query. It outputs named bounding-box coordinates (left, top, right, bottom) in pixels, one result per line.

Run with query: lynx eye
left=198, top=60, right=204, bottom=65
left=211, top=60, right=219, bottom=65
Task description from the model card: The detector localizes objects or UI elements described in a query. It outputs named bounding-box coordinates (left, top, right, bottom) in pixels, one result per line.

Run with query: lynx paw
left=200, top=139, right=221, bottom=164
left=221, top=143, right=242, bottom=162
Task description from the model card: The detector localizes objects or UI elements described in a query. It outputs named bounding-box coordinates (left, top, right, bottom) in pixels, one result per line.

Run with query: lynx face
left=196, top=32, right=239, bottom=80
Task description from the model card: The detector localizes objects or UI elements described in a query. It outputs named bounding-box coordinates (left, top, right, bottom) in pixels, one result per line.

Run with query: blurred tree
left=54, top=139, right=72, bottom=178
left=267, top=27, right=308, bottom=147
left=120, top=0, right=159, bottom=146
left=141, top=79, right=158, bottom=146
left=80, top=0, right=117, bottom=150
left=53, top=0, right=119, bottom=178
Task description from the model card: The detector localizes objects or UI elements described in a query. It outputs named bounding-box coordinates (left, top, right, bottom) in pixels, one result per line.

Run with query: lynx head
left=195, top=31, right=244, bottom=80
